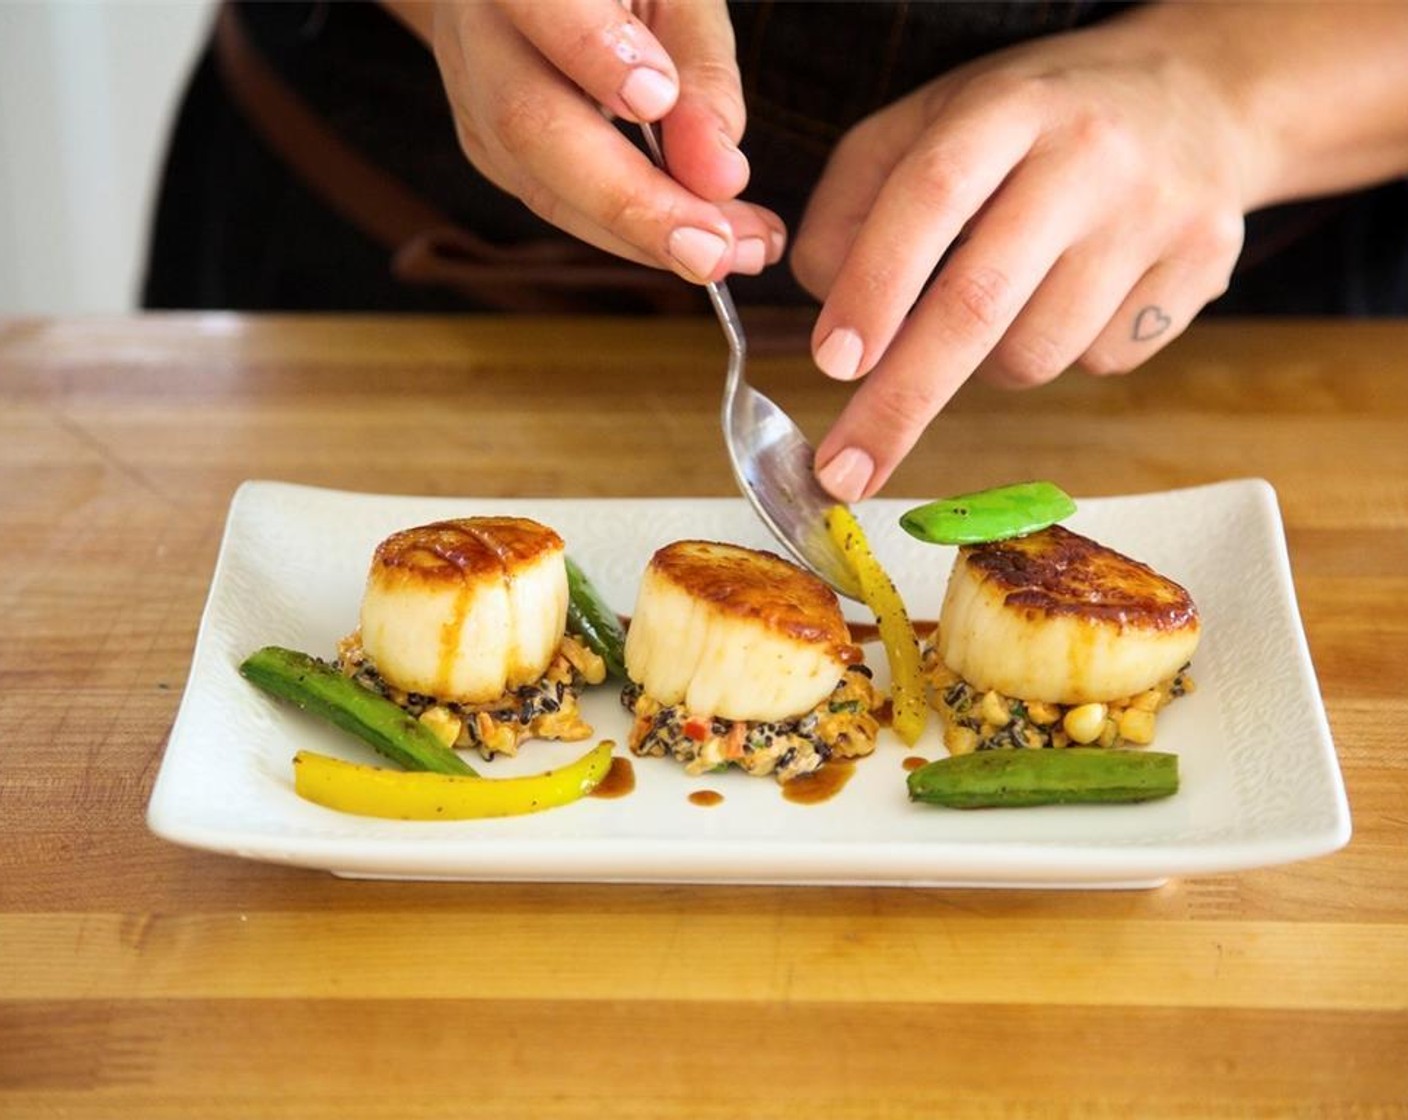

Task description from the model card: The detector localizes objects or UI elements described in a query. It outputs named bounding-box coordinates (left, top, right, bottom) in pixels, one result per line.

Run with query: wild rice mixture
left=621, top=665, right=881, bottom=784
left=923, top=644, right=1194, bottom=755
left=337, top=633, right=605, bottom=760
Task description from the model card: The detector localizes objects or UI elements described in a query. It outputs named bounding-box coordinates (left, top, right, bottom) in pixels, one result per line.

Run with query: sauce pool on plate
left=589, top=755, right=636, bottom=799
left=781, top=760, right=857, bottom=805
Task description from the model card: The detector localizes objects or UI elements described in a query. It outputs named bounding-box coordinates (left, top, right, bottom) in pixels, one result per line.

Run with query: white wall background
left=0, top=0, right=214, bottom=313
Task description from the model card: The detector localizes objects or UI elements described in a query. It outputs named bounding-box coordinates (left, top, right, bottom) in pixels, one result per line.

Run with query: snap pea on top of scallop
left=900, top=481, right=1077, bottom=546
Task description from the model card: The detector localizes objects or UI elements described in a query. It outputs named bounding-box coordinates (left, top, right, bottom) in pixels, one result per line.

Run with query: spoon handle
left=639, top=121, right=747, bottom=440
left=637, top=123, right=746, bottom=364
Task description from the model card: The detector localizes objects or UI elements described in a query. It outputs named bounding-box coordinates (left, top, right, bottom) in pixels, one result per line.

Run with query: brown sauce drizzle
left=589, top=755, right=636, bottom=799
left=436, top=584, right=471, bottom=695
left=874, top=698, right=894, bottom=728
left=901, top=755, right=930, bottom=773
left=688, top=789, right=724, bottom=807
left=781, top=760, right=856, bottom=805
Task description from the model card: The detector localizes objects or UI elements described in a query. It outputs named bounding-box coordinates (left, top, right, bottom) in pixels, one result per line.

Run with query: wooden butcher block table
left=1, top=314, right=1405, bottom=1117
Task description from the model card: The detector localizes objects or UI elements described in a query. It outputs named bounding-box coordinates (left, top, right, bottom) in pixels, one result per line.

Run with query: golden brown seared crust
left=960, top=525, right=1198, bottom=632
left=648, top=540, right=862, bottom=665
left=371, top=517, right=564, bottom=587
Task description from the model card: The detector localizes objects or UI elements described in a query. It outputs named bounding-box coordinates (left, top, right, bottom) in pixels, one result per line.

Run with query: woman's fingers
left=497, top=0, right=753, bottom=209
left=1081, top=206, right=1245, bottom=375
left=718, top=198, right=787, bottom=271
left=650, top=0, right=751, bottom=202
left=492, top=183, right=783, bottom=278
left=797, top=14, right=1258, bottom=501
left=979, top=232, right=1155, bottom=389
left=801, top=92, right=1039, bottom=382
left=441, top=1, right=766, bottom=283
left=496, top=0, right=682, bottom=123
left=811, top=147, right=1105, bottom=501
left=814, top=199, right=1243, bottom=502
left=790, top=90, right=946, bottom=300
left=1078, top=237, right=1241, bottom=376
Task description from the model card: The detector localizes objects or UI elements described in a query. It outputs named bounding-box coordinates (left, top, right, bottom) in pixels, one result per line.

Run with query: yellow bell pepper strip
left=292, top=740, right=616, bottom=820
left=824, top=506, right=928, bottom=746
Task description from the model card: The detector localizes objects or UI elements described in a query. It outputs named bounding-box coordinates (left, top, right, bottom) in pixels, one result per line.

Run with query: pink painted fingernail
left=767, top=228, right=787, bottom=262
left=717, top=129, right=749, bottom=171
left=734, top=237, right=766, bottom=275
left=620, top=67, right=677, bottom=121
left=668, top=227, right=728, bottom=282
left=816, top=447, right=874, bottom=504
left=815, top=327, right=864, bottom=380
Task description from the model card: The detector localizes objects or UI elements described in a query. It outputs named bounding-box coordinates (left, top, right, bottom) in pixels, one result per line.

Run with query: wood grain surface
left=2, top=313, right=1406, bottom=1118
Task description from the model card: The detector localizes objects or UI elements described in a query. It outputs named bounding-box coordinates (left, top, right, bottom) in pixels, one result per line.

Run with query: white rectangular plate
left=148, top=479, right=1350, bottom=888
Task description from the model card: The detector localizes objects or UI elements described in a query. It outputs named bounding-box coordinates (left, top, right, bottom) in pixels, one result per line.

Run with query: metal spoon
left=640, top=124, right=863, bottom=601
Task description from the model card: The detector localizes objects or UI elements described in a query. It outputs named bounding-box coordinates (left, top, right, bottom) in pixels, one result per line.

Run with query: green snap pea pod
left=239, top=646, right=478, bottom=776
left=900, top=481, right=1077, bottom=545
left=565, top=556, right=628, bottom=679
left=906, top=747, right=1178, bottom=809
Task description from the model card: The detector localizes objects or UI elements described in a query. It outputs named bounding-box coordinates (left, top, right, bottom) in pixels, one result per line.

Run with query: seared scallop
left=358, top=517, right=568, bottom=703
left=937, top=524, right=1200, bottom=706
left=624, top=540, right=860, bottom=723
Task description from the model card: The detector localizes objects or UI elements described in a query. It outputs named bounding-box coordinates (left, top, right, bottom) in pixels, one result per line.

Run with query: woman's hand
left=389, top=0, right=785, bottom=283
left=796, top=8, right=1257, bottom=502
